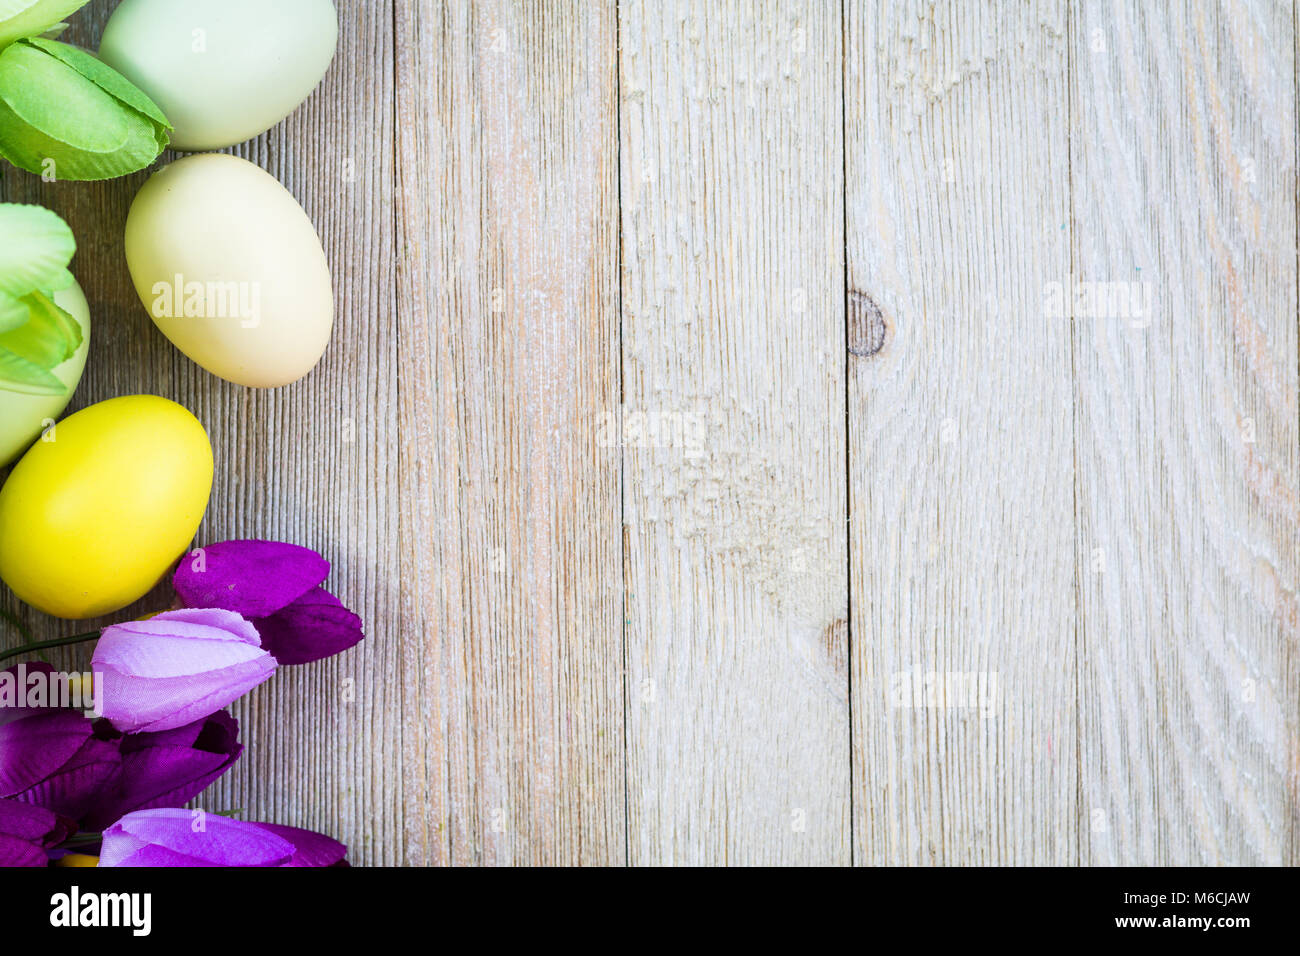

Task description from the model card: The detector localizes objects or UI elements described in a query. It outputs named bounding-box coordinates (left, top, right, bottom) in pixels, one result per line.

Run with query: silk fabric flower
left=0, top=661, right=60, bottom=725
left=0, top=797, right=72, bottom=866
left=255, top=822, right=349, bottom=867
left=0, top=710, right=120, bottom=820
left=93, top=608, right=275, bottom=734
left=81, top=711, right=242, bottom=830
left=99, top=808, right=347, bottom=867
left=173, top=540, right=364, bottom=665
left=100, top=808, right=294, bottom=867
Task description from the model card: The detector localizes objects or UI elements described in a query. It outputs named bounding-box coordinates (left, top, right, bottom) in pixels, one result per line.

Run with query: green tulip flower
left=0, top=37, right=171, bottom=180
left=0, top=203, right=82, bottom=395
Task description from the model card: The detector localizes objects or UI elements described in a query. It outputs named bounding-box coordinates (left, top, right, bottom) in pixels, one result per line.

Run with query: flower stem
left=0, top=630, right=100, bottom=664
left=57, top=833, right=103, bottom=849
left=0, top=604, right=49, bottom=663
left=0, top=605, right=32, bottom=644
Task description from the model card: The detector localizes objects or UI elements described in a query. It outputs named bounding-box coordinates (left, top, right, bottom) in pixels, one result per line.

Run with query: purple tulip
left=0, top=709, right=93, bottom=795
left=81, top=711, right=243, bottom=831
left=0, top=798, right=74, bottom=867
left=0, top=662, right=59, bottom=726
left=100, top=808, right=296, bottom=867
left=173, top=540, right=365, bottom=665
left=92, top=609, right=276, bottom=734
left=255, top=822, right=349, bottom=867
left=0, top=711, right=121, bottom=820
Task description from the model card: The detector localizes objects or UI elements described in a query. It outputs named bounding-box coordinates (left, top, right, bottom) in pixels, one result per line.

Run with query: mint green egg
left=98, top=0, right=338, bottom=152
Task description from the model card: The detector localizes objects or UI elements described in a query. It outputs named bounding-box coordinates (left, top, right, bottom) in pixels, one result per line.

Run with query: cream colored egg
left=98, top=0, right=339, bottom=152
left=124, top=153, right=334, bottom=389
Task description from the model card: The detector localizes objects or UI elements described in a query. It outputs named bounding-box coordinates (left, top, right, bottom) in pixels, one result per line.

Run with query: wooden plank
left=395, top=0, right=625, bottom=865
left=0, top=0, right=402, bottom=864
left=619, top=0, right=850, bottom=865
left=1071, top=0, right=1298, bottom=865
left=845, top=0, right=1078, bottom=864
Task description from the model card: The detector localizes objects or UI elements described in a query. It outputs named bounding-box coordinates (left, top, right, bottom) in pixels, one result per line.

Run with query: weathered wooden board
left=0, top=0, right=403, bottom=865
left=845, top=0, right=1079, bottom=865
left=395, top=0, right=625, bottom=865
left=1071, top=0, right=1298, bottom=866
left=1, top=0, right=1296, bottom=868
left=619, top=0, right=850, bottom=865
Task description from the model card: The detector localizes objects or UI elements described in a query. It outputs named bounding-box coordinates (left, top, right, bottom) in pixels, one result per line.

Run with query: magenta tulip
left=82, top=711, right=243, bottom=831
left=173, top=540, right=364, bottom=665
left=0, top=798, right=73, bottom=867
left=100, top=809, right=296, bottom=867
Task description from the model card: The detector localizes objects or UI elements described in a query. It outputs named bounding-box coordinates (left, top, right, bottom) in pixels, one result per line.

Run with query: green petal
left=0, top=289, right=78, bottom=367
left=0, top=40, right=128, bottom=151
left=0, top=343, right=65, bottom=394
left=0, top=1, right=89, bottom=50
left=0, top=289, right=28, bottom=331
left=27, top=37, right=170, bottom=129
left=0, top=90, right=164, bottom=179
left=0, top=202, right=74, bottom=298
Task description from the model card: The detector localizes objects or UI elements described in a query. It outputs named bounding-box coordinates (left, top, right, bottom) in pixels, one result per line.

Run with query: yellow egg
left=0, top=395, right=213, bottom=620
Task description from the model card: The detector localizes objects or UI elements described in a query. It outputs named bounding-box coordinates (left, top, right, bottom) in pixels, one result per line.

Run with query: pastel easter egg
left=98, top=0, right=338, bottom=152
left=124, top=153, right=334, bottom=388
left=0, top=395, right=213, bottom=619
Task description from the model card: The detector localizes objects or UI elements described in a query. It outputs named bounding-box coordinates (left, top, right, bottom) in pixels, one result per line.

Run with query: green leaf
left=0, top=1, right=89, bottom=50
left=0, top=40, right=127, bottom=151
left=0, top=341, right=64, bottom=394
left=0, top=201, right=74, bottom=298
left=0, top=289, right=78, bottom=367
left=27, top=38, right=171, bottom=129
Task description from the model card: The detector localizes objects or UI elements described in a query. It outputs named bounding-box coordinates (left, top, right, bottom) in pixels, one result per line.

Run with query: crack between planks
left=1065, top=0, right=1084, bottom=871
left=1291, top=0, right=1299, bottom=872
left=614, top=0, right=632, bottom=870
left=839, top=0, right=855, bottom=869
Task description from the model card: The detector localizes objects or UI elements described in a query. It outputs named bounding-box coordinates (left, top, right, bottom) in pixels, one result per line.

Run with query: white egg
left=0, top=278, right=91, bottom=467
left=98, top=0, right=338, bottom=151
left=124, top=153, right=334, bottom=388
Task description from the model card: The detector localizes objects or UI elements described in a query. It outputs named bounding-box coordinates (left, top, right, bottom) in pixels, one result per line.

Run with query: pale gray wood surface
left=619, top=0, right=850, bottom=865
left=845, top=0, right=1078, bottom=866
left=0, top=0, right=1295, bottom=866
left=396, top=0, right=625, bottom=865
left=1072, top=0, right=1298, bottom=866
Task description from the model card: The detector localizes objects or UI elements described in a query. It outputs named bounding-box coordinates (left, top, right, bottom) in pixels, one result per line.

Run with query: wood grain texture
left=1071, top=0, right=1298, bottom=865
left=845, top=0, right=1079, bottom=865
left=619, top=0, right=850, bottom=865
left=2, top=0, right=1297, bottom=868
left=0, top=0, right=401, bottom=865
left=395, top=0, right=625, bottom=865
